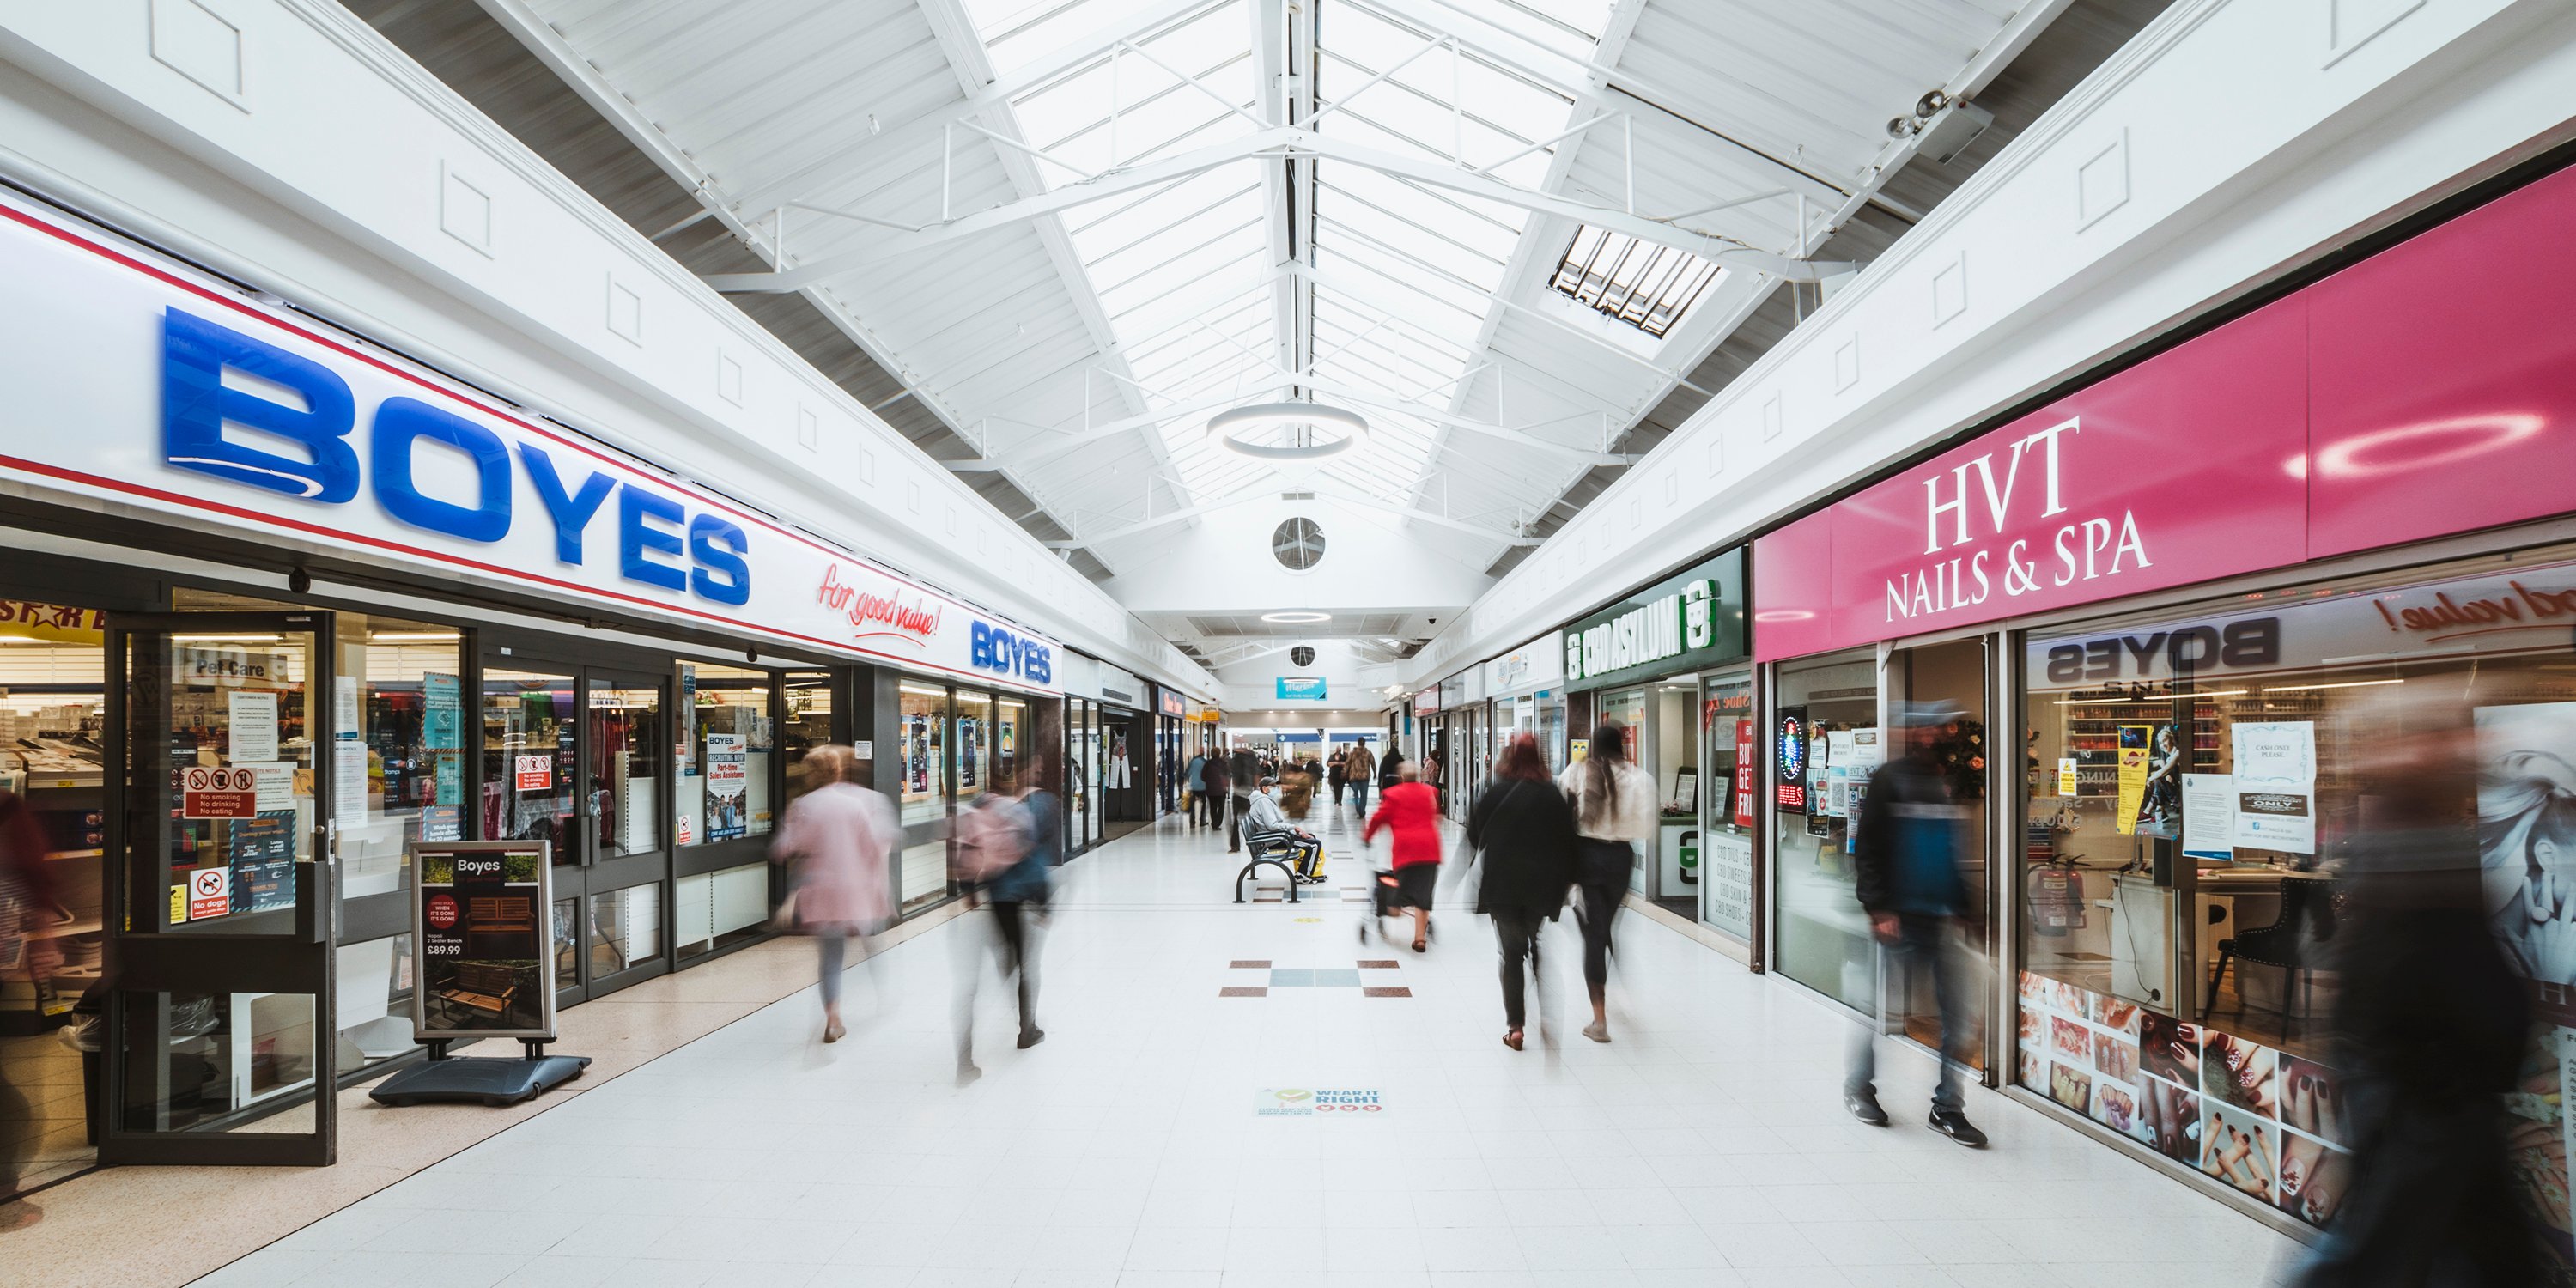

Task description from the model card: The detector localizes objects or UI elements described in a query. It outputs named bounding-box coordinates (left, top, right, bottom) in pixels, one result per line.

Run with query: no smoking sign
left=181, top=765, right=259, bottom=819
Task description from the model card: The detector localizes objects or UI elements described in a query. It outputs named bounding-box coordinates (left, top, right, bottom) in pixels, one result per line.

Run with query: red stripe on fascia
left=0, top=199, right=1051, bottom=641
left=0, top=453, right=1089, bottom=688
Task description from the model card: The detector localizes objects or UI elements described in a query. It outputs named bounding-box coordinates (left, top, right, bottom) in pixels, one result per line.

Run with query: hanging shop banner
left=1562, top=550, right=1747, bottom=690
left=1753, top=163, right=2576, bottom=663
left=1276, top=677, right=1328, bottom=702
left=2114, top=726, right=2153, bottom=835
left=1157, top=689, right=1188, bottom=719
left=1411, top=687, right=1441, bottom=716
left=410, top=840, right=555, bottom=1040
left=0, top=191, right=1059, bottom=692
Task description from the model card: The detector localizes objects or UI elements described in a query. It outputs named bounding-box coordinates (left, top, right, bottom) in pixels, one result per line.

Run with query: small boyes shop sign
left=1561, top=550, right=1748, bottom=691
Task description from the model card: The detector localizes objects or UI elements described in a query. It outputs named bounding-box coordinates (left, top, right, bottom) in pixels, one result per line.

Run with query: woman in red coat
left=1364, top=762, right=1443, bottom=951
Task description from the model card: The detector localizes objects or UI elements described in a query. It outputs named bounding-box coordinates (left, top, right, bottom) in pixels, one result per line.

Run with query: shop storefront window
left=781, top=670, right=834, bottom=790
left=677, top=664, right=773, bottom=847
left=1646, top=682, right=1697, bottom=914
left=483, top=668, right=576, bottom=860
left=1771, top=654, right=1879, bottom=1012
left=586, top=679, right=662, bottom=857
left=898, top=683, right=946, bottom=826
left=339, top=616, right=465, bottom=897
left=2015, top=549, right=2576, bottom=1242
left=957, top=690, right=997, bottom=799
left=1701, top=672, right=1757, bottom=940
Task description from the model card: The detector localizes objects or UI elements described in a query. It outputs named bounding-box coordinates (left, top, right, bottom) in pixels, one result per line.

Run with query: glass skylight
left=1548, top=226, right=1724, bottom=338
left=958, top=0, right=1621, bottom=507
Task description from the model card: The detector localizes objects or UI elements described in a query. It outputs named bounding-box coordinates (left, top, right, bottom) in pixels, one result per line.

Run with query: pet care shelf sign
left=370, top=840, right=589, bottom=1108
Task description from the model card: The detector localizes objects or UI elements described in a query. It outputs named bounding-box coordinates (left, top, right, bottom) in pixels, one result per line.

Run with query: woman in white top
left=1556, top=722, right=1657, bottom=1042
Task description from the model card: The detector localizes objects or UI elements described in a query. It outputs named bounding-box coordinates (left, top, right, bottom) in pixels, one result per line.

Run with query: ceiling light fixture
left=1261, top=611, right=1331, bottom=624
left=1207, top=402, right=1369, bottom=460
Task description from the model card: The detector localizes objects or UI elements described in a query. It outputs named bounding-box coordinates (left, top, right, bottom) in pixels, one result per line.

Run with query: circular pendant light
left=1208, top=401, right=1369, bottom=460
left=1261, top=611, right=1331, bottom=624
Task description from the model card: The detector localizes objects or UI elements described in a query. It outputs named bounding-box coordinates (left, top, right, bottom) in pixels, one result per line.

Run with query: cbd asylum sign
left=0, top=191, right=1062, bottom=693
left=1563, top=550, right=1747, bottom=690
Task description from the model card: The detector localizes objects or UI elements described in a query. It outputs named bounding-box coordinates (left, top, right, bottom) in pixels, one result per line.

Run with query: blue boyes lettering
left=969, top=621, right=1053, bottom=684
left=161, top=308, right=751, bottom=605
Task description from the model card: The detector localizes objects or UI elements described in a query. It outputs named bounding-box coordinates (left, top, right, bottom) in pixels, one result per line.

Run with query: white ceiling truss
left=494, top=0, right=2057, bottom=645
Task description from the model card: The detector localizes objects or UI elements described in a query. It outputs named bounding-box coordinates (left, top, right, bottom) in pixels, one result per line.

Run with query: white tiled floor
left=194, top=806, right=2305, bottom=1287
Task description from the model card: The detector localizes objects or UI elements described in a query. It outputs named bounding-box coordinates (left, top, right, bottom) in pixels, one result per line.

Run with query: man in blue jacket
left=1845, top=702, right=1987, bottom=1147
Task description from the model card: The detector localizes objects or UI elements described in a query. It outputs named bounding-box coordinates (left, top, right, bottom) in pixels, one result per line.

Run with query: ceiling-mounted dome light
left=1208, top=401, right=1369, bottom=460
left=1261, top=611, right=1331, bottom=624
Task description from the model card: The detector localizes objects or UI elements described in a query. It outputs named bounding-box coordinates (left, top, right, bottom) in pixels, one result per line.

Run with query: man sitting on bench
left=1242, top=775, right=1325, bottom=882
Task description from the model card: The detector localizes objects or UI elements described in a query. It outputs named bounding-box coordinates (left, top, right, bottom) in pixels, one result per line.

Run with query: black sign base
left=368, top=1054, right=591, bottom=1108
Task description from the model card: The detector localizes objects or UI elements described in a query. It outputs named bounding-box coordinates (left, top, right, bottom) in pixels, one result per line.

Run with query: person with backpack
left=1345, top=742, right=1376, bottom=817
left=1557, top=722, right=1655, bottom=1043
left=770, top=746, right=896, bottom=1045
left=953, top=775, right=1046, bottom=1082
left=1461, top=734, right=1578, bottom=1051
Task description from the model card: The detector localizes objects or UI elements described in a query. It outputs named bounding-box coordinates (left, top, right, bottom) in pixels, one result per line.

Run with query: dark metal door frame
left=100, top=611, right=337, bottom=1167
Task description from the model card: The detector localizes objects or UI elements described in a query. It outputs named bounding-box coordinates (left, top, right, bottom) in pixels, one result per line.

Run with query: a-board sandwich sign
left=410, top=841, right=556, bottom=1041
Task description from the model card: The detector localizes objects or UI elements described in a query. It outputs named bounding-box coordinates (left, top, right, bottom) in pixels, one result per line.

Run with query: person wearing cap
left=1242, top=775, right=1324, bottom=881
left=1846, top=699, right=1988, bottom=1147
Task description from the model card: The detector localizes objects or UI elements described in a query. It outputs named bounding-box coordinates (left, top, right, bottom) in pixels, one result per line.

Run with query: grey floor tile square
left=1270, top=969, right=1315, bottom=987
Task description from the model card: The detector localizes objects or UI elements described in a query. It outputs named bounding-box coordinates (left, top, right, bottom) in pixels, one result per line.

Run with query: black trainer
left=1844, top=1090, right=1889, bottom=1127
left=1929, top=1108, right=1989, bottom=1147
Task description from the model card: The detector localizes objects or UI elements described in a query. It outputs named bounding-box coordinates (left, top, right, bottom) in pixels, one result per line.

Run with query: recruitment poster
left=705, top=733, right=749, bottom=840
left=2231, top=721, right=2317, bottom=853
left=410, top=841, right=555, bottom=1040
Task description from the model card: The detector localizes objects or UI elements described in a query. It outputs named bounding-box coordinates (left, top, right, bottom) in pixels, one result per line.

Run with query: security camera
left=1427, top=617, right=1438, bottom=625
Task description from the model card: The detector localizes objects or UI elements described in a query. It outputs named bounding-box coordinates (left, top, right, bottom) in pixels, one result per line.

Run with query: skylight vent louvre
left=1548, top=226, right=1723, bottom=338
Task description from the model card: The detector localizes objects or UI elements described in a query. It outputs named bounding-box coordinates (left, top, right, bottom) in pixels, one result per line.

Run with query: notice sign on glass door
left=514, top=754, right=553, bottom=792
left=180, top=765, right=258, bottom=818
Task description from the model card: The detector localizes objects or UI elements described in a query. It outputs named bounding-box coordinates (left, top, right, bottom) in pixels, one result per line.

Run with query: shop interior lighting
left=2050, top=690, right=2247, bottom=705
left=171, top=633, right=283, bottom=643
left=1206, top=402, right=1370, bottom=461
left=1261, top=611, right=1332, bottom=624
left=899, top=683, right=951, bottom=697
left=2262, top=678, right=2406, bottom=692
left=368, top=631, right=461, bottom=642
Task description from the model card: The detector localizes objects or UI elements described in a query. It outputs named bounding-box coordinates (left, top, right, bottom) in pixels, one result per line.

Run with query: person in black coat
left=1461, top=733, right=1578, bottom=1051
left=1225, top=746, right=1261, bottom=854
left=2295, top=704, right=2536, bottom=1287
left=1846, top=702, right=1986, bottom=1147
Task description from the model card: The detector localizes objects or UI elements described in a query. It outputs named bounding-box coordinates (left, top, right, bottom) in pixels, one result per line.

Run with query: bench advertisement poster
left=410, top=841, right=556, bottom=1040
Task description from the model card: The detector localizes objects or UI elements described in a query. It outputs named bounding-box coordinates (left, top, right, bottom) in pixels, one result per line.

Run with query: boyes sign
left=0, top=193, right=1063, bottom=690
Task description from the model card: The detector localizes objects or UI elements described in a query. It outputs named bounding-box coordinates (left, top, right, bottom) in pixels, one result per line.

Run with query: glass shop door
left=100, top=611, right=336, bottom=1166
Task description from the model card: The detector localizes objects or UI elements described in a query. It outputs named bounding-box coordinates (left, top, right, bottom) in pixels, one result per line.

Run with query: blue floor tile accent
left=1313, top=969, right=1361, bottom=987
left=1267, top=969, right=1314, bottom=987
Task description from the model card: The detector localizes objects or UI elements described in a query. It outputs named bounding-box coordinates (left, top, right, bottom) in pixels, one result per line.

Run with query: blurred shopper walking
left=1183, top=747, right=1208, bottom=829
left=1346, top=742, right=1376, bottom=817
left=1, top=788, right=60, bottom=1224
left=1328, top=746, right=1349, bottom=808
left=1202, top=747, right=1232, bottom=841
left=1363, top=761, right=1442, bottom=951
left=1461, top=735, right=1577, bottom=1050
left=1845, top=702, right=1987, bottom=1146
left=1226, top=744, right=1260, bottom=854
left=1557, top=723, right=1653, bottom=1043
left=2293, top=702, right=2534, bottom=1286
left=770, top=746, right=896, bottom=1045
left=953, top=775, right=1046, bottom=1083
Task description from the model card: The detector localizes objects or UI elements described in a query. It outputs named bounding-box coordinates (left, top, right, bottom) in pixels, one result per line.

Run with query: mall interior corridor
left=180, top=811, right=2294, bottom=1288
left=7, top=1, right=2576, bottom=1281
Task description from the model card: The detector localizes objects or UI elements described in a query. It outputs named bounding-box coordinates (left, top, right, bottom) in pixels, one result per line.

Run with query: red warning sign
left=181, top=766, right=258, bottom=818
left=514, top=754, right=553, bottom=792
left=186, top=866, right=231, bottom=920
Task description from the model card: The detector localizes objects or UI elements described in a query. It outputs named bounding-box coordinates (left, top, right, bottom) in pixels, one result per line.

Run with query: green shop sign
left=1562, top=550, right=1747, bottom=690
